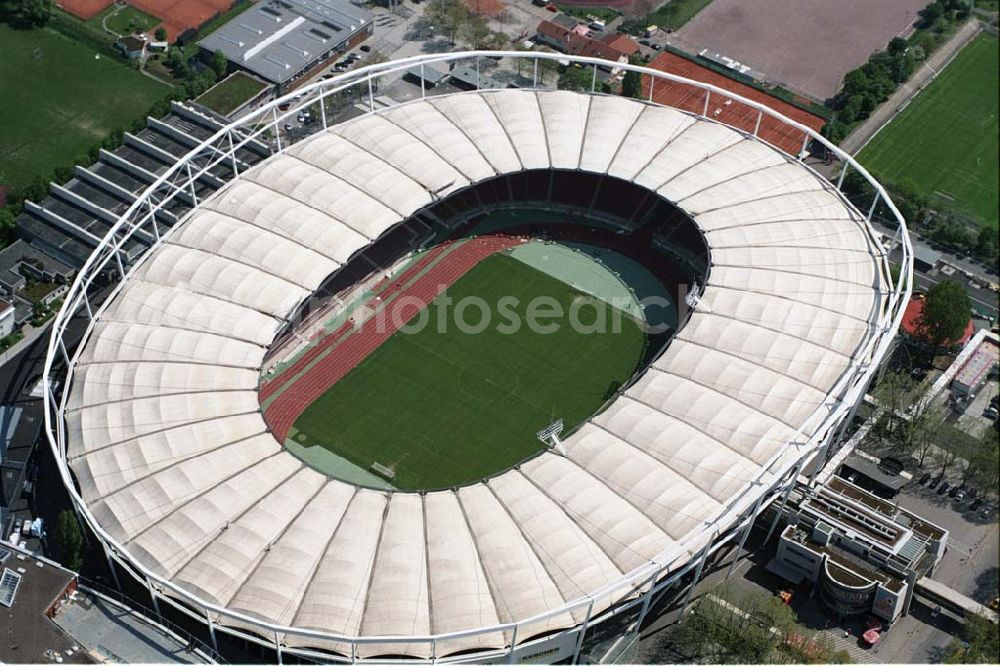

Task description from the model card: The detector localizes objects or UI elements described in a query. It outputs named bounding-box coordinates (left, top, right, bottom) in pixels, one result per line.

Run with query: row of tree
left=872, top=365, right=999, bottom=491
left=840, top=170, right=998, bottom=264
left=823, top=0, right=973, bottom=143
left=421, top=0, right=506, bottom=49
left=0, top=0, right=51, bottom=29
left=656, top=584, right=852, bottom=663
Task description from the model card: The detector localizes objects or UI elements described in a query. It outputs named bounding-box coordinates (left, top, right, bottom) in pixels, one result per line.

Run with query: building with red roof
left=900, top=295, right=975, bottom=350
left=536, top=19, right=640, bottom=66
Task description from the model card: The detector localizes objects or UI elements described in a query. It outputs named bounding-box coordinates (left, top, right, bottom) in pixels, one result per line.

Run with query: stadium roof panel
left=65, top=90, right=889, bottom=658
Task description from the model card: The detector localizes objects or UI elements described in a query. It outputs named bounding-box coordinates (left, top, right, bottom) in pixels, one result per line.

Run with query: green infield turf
left=0, top=23, right=169, bottom=189
left=290, top=253, right=648, bottom=491
left=858, top=33, right=999, bottom=228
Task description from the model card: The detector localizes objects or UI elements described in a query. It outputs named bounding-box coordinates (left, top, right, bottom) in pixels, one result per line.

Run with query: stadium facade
left=44, top=52, right=913, bottom=663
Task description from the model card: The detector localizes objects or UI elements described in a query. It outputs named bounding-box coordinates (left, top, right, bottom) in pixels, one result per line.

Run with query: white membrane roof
left=67, top=90, right=888, bottom=658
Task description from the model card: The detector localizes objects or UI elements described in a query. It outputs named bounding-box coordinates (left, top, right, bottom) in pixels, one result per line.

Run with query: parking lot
left=900, top=482, right=999, bottom=606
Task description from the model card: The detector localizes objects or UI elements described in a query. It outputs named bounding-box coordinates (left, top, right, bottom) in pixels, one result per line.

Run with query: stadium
left=43, top=52, right=912, bottom=663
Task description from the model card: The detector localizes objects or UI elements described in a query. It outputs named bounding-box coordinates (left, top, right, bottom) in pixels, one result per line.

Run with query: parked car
left=928, top=475, right=942, bottom=489
left=359, top=44, right=371, bottom=52
left=283, top=123, right=293, bottom=132
left=918, top=472, right=931, bottom=485
left=953, top=488, right=966, bottom=501
left=984, top=406, right=998, bottom=421
left=938, top=481, right=951, bottom=495
left=948, top=485, right=960, bottom=498
left=981, top=506, right=994, bottom=519
left=969, top=498, right=984, bottom=511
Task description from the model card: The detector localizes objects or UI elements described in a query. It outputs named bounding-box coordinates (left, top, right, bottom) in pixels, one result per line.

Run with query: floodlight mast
left=537, top=419, right=567, bottom=456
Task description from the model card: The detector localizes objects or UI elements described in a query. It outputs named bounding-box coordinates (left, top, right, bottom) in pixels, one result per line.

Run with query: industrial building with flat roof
left=198, top=0, right=373, bottom=89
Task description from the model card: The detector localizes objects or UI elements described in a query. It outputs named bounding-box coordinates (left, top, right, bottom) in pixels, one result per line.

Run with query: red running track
left=262, top=235, right=525, bottom=442
left=259, top=240, right=454, bottom=403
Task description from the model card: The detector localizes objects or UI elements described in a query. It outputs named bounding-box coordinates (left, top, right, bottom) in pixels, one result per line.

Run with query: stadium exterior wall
left=42, top=51, right=913, bottom=663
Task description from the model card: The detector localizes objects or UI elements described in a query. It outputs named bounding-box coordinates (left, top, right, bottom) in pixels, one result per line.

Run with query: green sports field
left=858, top=34, right=999, bottom=228
left=0, top=23, right=169, bottom=189
left=290, top=254, right=648, bottom=491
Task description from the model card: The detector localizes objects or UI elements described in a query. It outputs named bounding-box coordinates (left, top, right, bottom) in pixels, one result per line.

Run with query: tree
left=840, top=69, right=870, bottom=98
left=668, top=584, right=798, bottom=663
left=154, top=26, right=167, bottom=41
left=910, top=404, right=947, bottom=467
left=621, top=56, right=642, bottom=99
left=0, top=208, right=17, bottom=247
left=871, top=370, right=915, bottom=452
left=822, top=120, right=848, bottom=145
left=944, top=614, right=1000, bottom=663
left=211, top=49, right=228, bottom=79
left=558, top=65, right=595, bottom=92
left=54, top=510, right=84, bottom=571
left=887, top=37, right=908, bottom=56
left=461, top=14, right=490, bottom=49
left=166, top=47, right=190, bottom=79
left=0, top=0, right=51, bottom=28
left=976, top=225, right=999, bottom=261
left=967, top=426, right=1000, bottom=496
left=920, top=1, right=945, bottom=26
left=424, top=0, right=469, bottom=45
left=918, top=281, right=971, bottom=347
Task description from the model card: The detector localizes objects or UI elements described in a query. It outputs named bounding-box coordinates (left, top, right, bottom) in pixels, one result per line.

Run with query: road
left=839, top=19, right=982, bottom=156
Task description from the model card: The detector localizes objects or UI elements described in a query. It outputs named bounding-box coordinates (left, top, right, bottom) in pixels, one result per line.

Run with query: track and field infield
left=858, top=33, right=999, bottom=229
left=0, top=23, right=169, bottom=189
left=279, top=251, right=647, bottom=491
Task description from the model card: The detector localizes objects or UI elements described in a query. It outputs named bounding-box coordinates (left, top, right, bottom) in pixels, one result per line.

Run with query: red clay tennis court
left=644, top=51, right=826, bottom=157
left=59, top=0, right=233, bottom=39
left=130, top=0, right=233, bottom=40
left=58, top=0, right=114, bottom=21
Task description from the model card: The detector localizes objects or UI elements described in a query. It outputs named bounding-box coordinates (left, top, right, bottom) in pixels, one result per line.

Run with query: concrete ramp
left=915, top=576, right=999, bottom=623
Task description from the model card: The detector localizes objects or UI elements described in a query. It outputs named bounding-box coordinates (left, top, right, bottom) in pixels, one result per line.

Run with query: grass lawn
left=648, top=0, right=715, bottom=30
left=291, top=254, right=648, bottom=491
left=858, top=34, right=999, bottom=228
left=0, top=23, right=169, bottom=189
left=90, top=4, right=160, bottom=36
left=195, top=71, right=269, bottom=116
left=555, top=5, right=620, bottom=23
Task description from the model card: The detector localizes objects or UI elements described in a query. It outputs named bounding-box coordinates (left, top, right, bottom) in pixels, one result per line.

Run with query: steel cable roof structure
left=44, top=52, right=912, bottom=663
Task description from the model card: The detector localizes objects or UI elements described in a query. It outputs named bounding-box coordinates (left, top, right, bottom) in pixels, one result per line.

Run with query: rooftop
left=953, top=335, right=1000, bottom=390
left=198, top=0, right=373, bottom=84
left=0, top=546, right=86, bottom=664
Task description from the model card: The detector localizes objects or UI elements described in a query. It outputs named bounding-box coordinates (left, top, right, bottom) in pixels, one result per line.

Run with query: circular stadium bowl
left=44, top=52, right=912, bottom=663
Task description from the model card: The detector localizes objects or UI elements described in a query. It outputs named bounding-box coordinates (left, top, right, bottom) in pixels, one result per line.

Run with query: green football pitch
left=858, top=33, right=999, bottom=228
left=290, top=253, right=648, bottom=491
left=0, top=24, right=169, bottom=189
